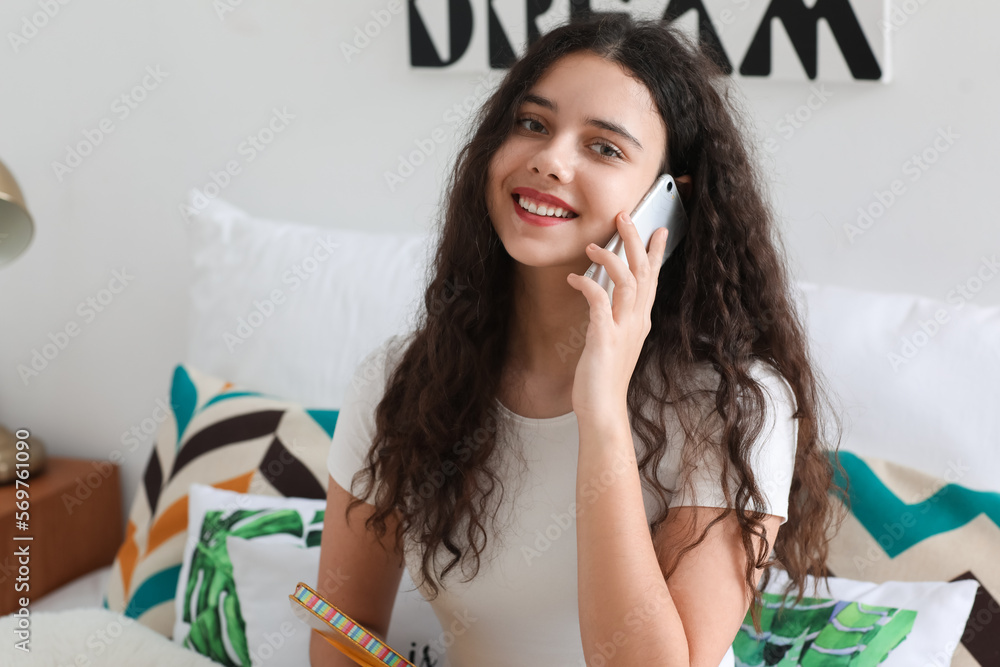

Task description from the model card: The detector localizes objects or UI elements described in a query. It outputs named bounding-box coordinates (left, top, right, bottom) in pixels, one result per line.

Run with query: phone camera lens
left=666, top=182, right=673, bottom=192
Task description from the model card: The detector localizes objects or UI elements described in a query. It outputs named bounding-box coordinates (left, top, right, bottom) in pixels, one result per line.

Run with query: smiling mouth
left=511, top=193, right=579, bottom=219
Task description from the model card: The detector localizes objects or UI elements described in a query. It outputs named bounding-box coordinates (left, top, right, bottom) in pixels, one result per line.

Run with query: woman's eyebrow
left=521, top=93, right=644, bottom=152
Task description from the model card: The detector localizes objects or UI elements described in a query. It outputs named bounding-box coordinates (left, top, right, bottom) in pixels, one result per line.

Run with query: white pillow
left=762, top=568, right=978, bottom=666
left=177, top=485, right=449, bottom=665
left=227, top=536, right=451, bottom=667
left=172, top=484, right=328, bottom=644
left=183, top=190, right=1000, bottom=490
left=183, top=190, right=434, bottom=408
left=796, top=281, right=1000, bottom=492
left=227, top=536, right=319, bottom=667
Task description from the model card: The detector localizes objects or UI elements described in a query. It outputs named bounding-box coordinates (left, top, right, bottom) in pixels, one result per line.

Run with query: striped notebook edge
left=289, top=582, right=416, bottom=667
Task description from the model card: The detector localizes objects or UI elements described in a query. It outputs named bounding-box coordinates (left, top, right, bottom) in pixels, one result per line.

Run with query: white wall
left=1, top=0, right=997, bottom=521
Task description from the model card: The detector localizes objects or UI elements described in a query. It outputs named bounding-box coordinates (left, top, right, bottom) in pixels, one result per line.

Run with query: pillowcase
left=733, top=568, right=978, bottom=666
left=183, top=190, right=433, bottom=409
left=825, top=451, right=1000, bottom=667
left=227, top=537, right=319, bottom=667
left=181, top=485, right=450, bottom=667
left=103, top=364, right=336, bottom=637
left=797, top=282, right=1000, bottom=494
left=172, top=484, right=326, bottom=665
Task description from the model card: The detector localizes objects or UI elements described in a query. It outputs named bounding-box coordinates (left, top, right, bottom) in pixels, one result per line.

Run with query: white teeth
left=516, top=195, right=575, bottom=218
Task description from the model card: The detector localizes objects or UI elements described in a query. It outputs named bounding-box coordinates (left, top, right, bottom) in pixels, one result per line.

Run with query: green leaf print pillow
left=172, top=483, right=326, bottom=666
left=732, top=568, right=978, bottom=666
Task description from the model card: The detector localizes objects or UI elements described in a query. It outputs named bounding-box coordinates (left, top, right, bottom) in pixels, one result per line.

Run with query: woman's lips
left=511, top=194, right=574, bottom=227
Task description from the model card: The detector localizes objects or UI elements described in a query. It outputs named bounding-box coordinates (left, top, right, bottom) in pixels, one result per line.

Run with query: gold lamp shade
left=0, top=159, right=34, bottom=266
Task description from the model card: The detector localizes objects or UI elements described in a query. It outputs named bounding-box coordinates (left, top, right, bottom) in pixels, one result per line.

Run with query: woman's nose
left=528, top=136, right=574, bottom=182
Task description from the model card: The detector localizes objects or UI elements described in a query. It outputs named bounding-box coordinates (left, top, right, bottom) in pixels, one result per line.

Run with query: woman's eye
left=515, top=117, right=623, bottom=160
left=516, top=117, right=545, bottom=133
left=592, top=142, right=624, bottom=160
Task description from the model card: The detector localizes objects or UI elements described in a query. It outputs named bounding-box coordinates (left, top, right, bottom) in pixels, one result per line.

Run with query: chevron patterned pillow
left=825, top=451, right=1000, bottom=667
left=102, top=364, right=338, bottom=638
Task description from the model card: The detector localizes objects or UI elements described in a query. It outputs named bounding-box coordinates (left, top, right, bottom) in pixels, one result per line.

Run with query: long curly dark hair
left=342, top=13, right=847, bottom=632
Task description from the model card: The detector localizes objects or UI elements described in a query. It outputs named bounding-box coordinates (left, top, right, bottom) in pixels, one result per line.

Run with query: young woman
left=314, top=14, right=844, bottom=667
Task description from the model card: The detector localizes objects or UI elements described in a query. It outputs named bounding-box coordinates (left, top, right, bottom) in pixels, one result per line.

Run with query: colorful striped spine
left=293, top=586, right=406, bottom=665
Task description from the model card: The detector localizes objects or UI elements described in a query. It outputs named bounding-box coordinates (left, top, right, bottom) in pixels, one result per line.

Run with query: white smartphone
left=583, top=173, right=688, bottom=307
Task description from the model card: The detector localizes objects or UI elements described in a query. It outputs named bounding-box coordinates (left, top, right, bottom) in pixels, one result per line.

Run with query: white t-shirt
left=326, top=334, right=798, bottom=667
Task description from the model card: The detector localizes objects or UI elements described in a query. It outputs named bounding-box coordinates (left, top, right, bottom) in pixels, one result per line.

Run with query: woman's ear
left=674, top=174, right=693, bottom=203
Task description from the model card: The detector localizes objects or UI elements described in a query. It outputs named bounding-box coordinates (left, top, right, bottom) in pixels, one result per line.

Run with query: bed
left=8, top=191, right=999, bottom=667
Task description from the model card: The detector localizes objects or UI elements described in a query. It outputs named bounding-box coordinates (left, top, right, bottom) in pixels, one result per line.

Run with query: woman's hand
left=566, top=210, right=669, bottom=424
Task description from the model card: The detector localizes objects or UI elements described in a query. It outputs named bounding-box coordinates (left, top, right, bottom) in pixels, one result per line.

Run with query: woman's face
left=487, top=51, right=668, bottom=274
